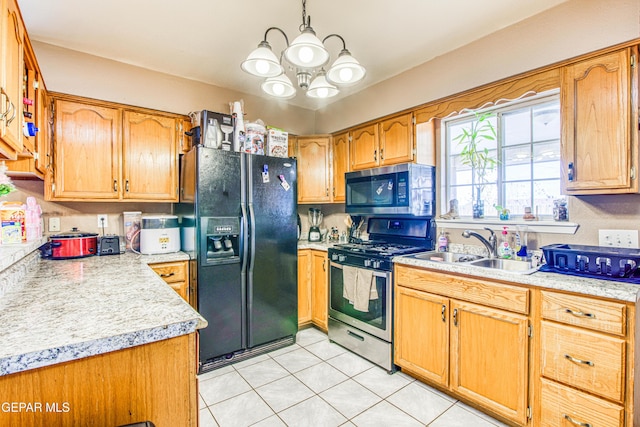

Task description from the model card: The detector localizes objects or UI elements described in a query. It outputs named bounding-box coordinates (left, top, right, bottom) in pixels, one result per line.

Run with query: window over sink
left=443, top=91, right=561, bottom=219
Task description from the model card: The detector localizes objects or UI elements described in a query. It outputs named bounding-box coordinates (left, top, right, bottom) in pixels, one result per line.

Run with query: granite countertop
left=0, top=251, right=207, bottom=377
left=297, top=240, right=338, bottom=251
left=394, top=255, right=640, bottom=303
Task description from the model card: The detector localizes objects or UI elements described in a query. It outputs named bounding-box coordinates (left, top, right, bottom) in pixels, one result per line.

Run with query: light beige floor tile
left=267, top=343, right=302, bottom=358
left=208, top=390, right=275, bottom=427
left=250, top=415, right=287, bottom=427
left=198, top=364, right=235, bottom=382
left=296, top=327, right=328, bottom=346
left=199, top=394, right=207, bottom=410
left=352, top=367, right=412, bottom=398
left=304, top=339, right=348, bottom=360
left=272, top=347, right=323, bottom=373
left=386, top=382, right=455, bottom=425
left=199, top=370, right=252, bottom=406
left=413, top=380, right=457, bottom=403
left=278, top=395, right=347, bottom=427
left=429, top=404, right=497, bottom=427
left=199, top=407, right=219, bottom=427
left=294, top=361, right=349, bottom=393
left=230, top=353, right=270, bottom=370
left=325, top=350, right=376, bottom=377
left=319, top=379, right=382, bottom=419
left=350, top=401, right=423, bottom=427
left=255, top=375, right=315, bottom=412
left=236, top=358, right=290, bottom=388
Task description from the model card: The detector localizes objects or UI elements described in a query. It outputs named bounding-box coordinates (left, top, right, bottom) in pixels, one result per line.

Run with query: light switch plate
left=598, top=229, right=639, bottom=248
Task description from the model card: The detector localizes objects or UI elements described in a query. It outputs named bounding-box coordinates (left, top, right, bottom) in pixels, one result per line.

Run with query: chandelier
left=241, top=0, right=366, bottom=99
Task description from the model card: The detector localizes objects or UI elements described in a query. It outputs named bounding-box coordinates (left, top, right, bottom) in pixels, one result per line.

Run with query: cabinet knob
left=125, top=180, right=130, bottom=192
left=159, top=272, right=175, bottom=278
left=113, top=180, right=118, bottom=192
left=374, top=150, right=377, bottom=161
left=441, top=304, right=446, bottom=322
left=380, top=148, right=384, bottom=160
left=564, top=354, right=594, bottom=367
left=564, top=308, right=595, bottom=319
left=453, top=308, right=458, bottom=326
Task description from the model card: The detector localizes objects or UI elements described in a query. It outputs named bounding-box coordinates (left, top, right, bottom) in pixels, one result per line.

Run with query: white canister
left=139, top=214, right=181, bottom=255
left=180, top=215, right=195, bottom=252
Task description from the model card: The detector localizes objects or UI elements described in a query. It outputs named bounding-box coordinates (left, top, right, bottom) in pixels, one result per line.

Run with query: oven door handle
left=329, top=261, right=389, bottom=278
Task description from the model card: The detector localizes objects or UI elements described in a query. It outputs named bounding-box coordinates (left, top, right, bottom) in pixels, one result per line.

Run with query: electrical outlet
left=598, top=229, right=639, bottom=248
left=49, top=217, right=60, bottom=232
left=97, top=214, right=108, bottom=228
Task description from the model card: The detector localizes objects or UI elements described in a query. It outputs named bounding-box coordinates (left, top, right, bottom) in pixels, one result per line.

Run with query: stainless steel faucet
left=462, top=227, right=497, bottom=258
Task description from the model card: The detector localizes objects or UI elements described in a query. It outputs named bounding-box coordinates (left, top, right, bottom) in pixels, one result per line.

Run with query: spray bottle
left=437, top=229, right=448, bottom=252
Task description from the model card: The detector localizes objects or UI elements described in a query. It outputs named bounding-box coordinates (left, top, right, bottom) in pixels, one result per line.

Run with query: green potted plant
left=453, top=111, right=497, bottom=218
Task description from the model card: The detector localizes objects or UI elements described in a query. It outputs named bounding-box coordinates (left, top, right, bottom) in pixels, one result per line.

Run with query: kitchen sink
left=468, top=258, right=539, bottom=274
left=411, top=251, right=484, bottom=263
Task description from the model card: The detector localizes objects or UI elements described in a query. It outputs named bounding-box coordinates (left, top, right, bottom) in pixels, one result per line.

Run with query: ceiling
left=17, top=0, right=568, bottom=111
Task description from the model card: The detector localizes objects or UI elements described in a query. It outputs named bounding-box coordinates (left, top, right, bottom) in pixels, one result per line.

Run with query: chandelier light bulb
left=255, top=60, right=270, bottom=75
left=339, top=67, right=353, bottom=82
left=316, top=87, right=329, bottom=98
left=298, top=46, right=314, bottom=64
left=272, top=82, right=285, bottom=96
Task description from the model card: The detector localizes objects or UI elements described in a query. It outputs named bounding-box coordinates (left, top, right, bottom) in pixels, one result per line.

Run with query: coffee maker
left=308, top=208, right=323, bottom=242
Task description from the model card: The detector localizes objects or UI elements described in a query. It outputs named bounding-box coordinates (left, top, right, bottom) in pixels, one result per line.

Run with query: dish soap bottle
left=498, top=226, right=512, bottom=259
left=437, top=229, right=448, bottom=252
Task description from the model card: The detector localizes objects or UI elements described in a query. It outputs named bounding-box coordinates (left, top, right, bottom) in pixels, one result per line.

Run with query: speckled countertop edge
left=393, top=256, right=640, bottom=303
left=0, top=251, right=205, bottom=377
left=297, top=240, right=337, bottom=251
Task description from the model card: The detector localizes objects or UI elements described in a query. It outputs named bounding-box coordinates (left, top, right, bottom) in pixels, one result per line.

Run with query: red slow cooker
left=40, top=228, right=98, bottom=259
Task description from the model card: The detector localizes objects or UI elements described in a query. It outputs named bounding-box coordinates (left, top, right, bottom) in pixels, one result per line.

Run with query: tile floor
left=198, top=327, right=510, bottom=427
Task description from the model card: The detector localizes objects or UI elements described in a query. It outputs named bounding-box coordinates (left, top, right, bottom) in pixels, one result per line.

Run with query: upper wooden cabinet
left=296, top=135, right=331, bottom=203
left=47, top=94, right=181, bottom=202
left=0, top=0, right=25, bottom=159
left=350, top=123, right=379, bottom=170
left=350, top=112, right=414, bottom=171
left=331, top=131, right=349, bottom=202
left=561, top=46, right=639, bottom=195
left=379, top=113, right=414, bottom=165
left=122, top=110, right=178, bottom=200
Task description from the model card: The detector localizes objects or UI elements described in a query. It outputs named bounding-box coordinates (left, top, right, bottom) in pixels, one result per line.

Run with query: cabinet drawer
left=540, top=321, right=625, bottom=402
left=541, top=290, right=626, bottom=336
left=149, top=261, right=187, bottom=284
left=540, top=378, right=624, bottom=427
left=395, top=266, right=529, bottom=314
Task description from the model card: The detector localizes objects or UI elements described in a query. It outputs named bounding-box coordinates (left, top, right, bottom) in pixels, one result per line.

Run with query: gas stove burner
left=333, top=241, right=426, bottom=257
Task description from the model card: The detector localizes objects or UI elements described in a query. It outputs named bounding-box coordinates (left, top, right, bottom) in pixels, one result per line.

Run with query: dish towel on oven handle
left=342, top=266, right=379, bottom=312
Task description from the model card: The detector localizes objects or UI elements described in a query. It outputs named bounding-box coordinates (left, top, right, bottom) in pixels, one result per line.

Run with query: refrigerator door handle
left=248, top=202, right=256, bottom=274
left=240, top=203, right=249, bottom=273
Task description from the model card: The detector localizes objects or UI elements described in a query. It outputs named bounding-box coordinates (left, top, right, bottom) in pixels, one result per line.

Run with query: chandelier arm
left=263, top=27, right=290, bottom=47
left=322, top=34, right=347, bottom=51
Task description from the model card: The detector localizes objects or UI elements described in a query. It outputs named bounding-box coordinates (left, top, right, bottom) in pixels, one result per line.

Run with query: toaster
left=98, top=235, right=122, bottom=256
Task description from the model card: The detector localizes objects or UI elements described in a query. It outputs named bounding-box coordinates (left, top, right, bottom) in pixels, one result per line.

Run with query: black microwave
left=345, top=163, right=436, bottom=216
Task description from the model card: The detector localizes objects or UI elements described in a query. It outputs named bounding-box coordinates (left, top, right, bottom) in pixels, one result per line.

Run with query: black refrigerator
left=178, top=146, right=298, bottom=373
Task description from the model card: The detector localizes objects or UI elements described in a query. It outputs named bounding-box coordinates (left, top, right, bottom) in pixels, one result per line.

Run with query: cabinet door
left=53, top=100, right=121, bottom=200
left=332, top=132, right=349, bottom=202
left=311, top=250, right=328, bottom=331
left=297, top=136, right=331, bottom=203
left=450, top=300, right=529, bottom=425
left=350, top=124, right=379, bottom=170
left=394, top=286, right=449, bottom=386
left=122, top=111, right=178, bottom=201
left=298, top=250, right=312, bottom=326
left=0, top=0, right=24, bottom=159
left=379, top=113, right=414, bottom=166
left=561, top=47, right=637, bottom=194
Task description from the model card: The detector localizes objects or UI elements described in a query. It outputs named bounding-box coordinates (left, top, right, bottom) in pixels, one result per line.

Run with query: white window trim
left=435, top=218, right=579, bottom=235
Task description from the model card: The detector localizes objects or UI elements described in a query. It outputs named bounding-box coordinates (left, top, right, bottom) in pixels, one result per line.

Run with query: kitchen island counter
left=394, top=255, right=640, bottom=302
left=0, top=251, right=206, bottom=377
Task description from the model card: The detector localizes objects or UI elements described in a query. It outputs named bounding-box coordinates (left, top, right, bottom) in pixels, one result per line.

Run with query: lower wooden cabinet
left=394, top=265, right=530, bottom=425
left=394, top=264, right=637, bottom=427
left=298, top=249, right=328, bottom=331
left=149, top=260, right=189, bottom=302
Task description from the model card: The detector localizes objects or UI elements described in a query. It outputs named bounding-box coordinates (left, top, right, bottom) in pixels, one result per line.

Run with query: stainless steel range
left=328, top=217, right=436, bottom=372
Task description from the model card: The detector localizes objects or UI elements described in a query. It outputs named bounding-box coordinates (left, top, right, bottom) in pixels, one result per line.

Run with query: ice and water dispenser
left=200, top=217, right=240, bottom=265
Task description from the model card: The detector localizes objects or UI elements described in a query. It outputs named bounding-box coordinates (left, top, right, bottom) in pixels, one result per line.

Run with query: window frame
left=441, top=90, right=561, bottom=220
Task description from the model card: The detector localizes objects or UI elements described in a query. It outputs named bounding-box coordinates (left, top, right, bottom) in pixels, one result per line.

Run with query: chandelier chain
left=300, top=0, right=308, bottom=31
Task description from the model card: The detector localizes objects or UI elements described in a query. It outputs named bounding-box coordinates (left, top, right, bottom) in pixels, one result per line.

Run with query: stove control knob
left=373, top=260, right=381, bottom=269
left=338, top=255, right=347, bottom=262
left=364, top=259, right=372, bottom=267
left=331, top=253, right=339, bottom=261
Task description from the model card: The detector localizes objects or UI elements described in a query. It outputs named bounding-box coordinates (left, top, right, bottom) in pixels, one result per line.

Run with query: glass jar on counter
left=553, top=199, right=568, bottom=221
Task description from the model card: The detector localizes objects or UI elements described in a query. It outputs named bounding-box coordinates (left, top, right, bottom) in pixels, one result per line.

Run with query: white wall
left=315, top=0, right=640, bottom=133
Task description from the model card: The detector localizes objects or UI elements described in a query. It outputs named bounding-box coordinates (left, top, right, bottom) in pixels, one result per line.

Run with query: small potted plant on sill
left=494, top=204, right=510, bottom=220
left=453, top=111, right=497, bottom=218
